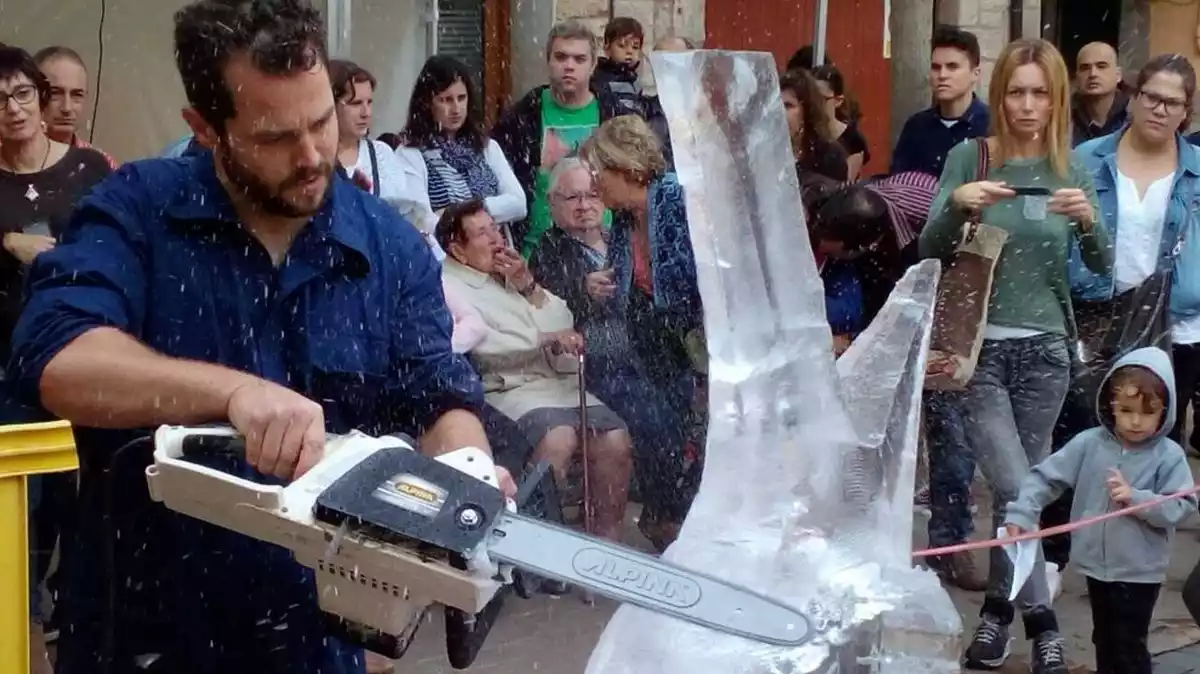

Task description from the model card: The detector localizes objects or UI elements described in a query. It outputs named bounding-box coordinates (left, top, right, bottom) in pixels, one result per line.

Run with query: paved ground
left=389, top=465, right=1200, bottom=674
left=1155, top=643, right=1200, bottom=674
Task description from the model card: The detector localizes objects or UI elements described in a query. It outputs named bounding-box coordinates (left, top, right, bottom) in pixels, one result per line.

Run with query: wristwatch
left=518, top=280, right=538, bottom=297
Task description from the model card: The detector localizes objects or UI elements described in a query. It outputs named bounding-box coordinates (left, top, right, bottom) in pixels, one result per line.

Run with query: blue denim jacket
left=609, top=172, right=702, bottom=332
left=1071, top=129, right=1200, bottom=322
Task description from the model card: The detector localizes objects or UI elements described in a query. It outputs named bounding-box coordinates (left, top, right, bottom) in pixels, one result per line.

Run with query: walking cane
left=578, top=350, right=593, bottom=535
left=577, top=348, right=596, bottom=605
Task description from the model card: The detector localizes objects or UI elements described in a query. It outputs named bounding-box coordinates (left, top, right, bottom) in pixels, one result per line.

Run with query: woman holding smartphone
left=920, top=38, right=1110, bottom=673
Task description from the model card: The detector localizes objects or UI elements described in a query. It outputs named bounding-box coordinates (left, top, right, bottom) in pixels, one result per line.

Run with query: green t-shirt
left=522, top=89, right=610, bottom=257
left=919, top=140, right=1111, bottom=338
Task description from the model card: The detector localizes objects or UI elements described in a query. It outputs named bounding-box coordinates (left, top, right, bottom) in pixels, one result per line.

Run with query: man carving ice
left=7, top=1, right=507, bottom=672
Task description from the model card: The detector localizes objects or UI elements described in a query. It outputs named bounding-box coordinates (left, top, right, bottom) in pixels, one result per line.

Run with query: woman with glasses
left=1071, top=57, right=1200, bottom=672
left=812, top=64, right=870, bottom=180
left=1072, top=55, right=1200, bottom=460
left=921, top=38, right=1110, bottom=673
left=396, top=56, right=525, bottom=237
left=0, top=45, right=110, bottom=674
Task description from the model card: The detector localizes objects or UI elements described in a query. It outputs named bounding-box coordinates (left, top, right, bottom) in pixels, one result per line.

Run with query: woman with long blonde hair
left=920, top=38, right=1110, bottom=673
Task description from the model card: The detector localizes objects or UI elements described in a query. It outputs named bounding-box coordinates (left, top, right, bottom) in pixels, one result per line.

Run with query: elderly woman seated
left=437, top=199, right=633, bottom=540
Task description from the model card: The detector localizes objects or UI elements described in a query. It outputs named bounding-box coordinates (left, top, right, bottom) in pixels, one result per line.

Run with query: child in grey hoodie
left=1004, top=347, right=1197, bottom=674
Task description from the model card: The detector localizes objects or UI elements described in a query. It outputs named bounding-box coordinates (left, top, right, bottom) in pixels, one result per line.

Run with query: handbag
left=1071, top=185, right=1193, bottom=392
left=925, top=138, right=1010, bottom=391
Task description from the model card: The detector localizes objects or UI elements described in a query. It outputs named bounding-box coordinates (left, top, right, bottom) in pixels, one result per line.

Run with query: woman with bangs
left=920, top=38, right=1110, bottom=673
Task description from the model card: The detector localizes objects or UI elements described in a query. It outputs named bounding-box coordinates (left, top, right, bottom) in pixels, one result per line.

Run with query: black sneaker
left=1030, top=630, right=1068, bottom=674
left=962, top=615, right=1011, bottom=669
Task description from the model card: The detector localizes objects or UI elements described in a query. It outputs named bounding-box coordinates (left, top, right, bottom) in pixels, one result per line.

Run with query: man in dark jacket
left=492, top=19, right=630, bottom=258
left=1071, top=42, right=1128, bottom=147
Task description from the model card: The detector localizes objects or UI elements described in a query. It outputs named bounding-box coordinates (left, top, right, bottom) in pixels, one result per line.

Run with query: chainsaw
left=145, top=425, right=813, bottom=667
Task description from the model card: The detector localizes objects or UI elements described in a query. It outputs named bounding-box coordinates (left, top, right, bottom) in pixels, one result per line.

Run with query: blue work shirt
left=889, top=96, right=990, bottom=178
left=9, top=154, right=484, bottom=674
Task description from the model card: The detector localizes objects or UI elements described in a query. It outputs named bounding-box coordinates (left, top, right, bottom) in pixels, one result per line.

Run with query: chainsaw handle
left=181, top=433, right=247, bottom=460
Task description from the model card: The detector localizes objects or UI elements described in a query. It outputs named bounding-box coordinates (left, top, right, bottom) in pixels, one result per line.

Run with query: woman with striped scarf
left=396, top=56, right=526, bottom=243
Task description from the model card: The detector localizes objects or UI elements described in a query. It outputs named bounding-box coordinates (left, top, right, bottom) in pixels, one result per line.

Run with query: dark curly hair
left=174, top=0, right=328, bottom=134
left=0, top=46, right=51, bottom=110
left=401, top=55, right=487, bottom=153
left=780, top=68, right=833, bottom=157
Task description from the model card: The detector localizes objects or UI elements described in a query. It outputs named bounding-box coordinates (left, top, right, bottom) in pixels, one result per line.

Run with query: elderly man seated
left=529, top=158, right=694, bottom=550
left=438, top=200, right=633, bottom=540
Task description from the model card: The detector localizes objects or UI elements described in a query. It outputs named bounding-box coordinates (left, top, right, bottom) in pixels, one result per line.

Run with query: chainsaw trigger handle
left=181, top=433, right=247, bottom=460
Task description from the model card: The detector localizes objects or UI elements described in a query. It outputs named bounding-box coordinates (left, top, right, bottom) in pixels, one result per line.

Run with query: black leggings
left=1087, top=577, right=1160, bottom=674
left=1185, top=558, right=1200, bottom=628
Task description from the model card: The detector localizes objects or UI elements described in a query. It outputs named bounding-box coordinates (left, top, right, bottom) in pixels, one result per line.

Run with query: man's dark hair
left=402, top=55, right=488, bottom=153
left=1136, top=53, right=1197, bottom=126
left=931, top=25, right=981, bottom=67
left=174, top=0, right=328, bottom=133
left=813, top=184, right=891, bottom=252
left=33, top=46, right=86, bottom=70
left=786, top=45, right=831, bottom=72
left=604, top=17, right=644, bottom=46
left=329, top=59, right=376, bottom=102
left=435, top=198, right=488, bottom=252
left=0, top=46, right=51, bottom=109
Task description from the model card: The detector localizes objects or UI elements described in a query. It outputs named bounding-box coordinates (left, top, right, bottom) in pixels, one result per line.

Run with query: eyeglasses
left=0, top=85, right=37, bottom=110
left=554, top=191, right=602, bottom=204
left=1138, top=90, right=1187, bottom=115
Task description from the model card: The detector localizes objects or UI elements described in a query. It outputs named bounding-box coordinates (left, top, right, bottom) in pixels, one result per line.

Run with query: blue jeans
left=961, top=334, right=1070, bottom=621
left=924, top=390, right=976, bottom=547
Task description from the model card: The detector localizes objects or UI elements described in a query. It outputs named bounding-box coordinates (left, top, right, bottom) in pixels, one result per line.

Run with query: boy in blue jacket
left=1004, top=347, right=1197, bottom=674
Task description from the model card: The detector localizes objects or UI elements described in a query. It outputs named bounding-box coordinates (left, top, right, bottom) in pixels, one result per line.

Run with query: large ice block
left=585, top=51, right=960, bottom=674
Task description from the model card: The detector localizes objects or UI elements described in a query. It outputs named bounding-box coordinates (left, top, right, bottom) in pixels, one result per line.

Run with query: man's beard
left=218, top=141, right=333, bottom=218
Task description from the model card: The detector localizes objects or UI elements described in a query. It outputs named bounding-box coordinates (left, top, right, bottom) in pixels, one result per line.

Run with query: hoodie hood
left=1096, top=346, right=1177, bottom=443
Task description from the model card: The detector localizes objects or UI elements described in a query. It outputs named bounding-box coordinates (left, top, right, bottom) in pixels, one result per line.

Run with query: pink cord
left=912, top=483, right=1200, bottom=558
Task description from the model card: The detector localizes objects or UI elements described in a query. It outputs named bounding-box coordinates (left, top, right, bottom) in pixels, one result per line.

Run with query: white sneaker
left=1045, top=564, right=1063, bottom=601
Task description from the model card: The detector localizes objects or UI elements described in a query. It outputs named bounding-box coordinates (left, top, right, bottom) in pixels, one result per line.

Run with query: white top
left=339, top=137, right=444, bottom=260
left=394, top=138, right=527, bottom=225
left=340, top=139, right=435, bottom=228
left=1113, top=170, right=1173, bottom=294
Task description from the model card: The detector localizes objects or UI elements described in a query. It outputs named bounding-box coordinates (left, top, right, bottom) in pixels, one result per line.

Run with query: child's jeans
left=1086, top=577, right=1160, bottom=674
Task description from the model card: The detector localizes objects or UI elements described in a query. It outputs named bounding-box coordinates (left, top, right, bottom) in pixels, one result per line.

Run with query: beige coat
left=443, top=260, right=599, bottom=421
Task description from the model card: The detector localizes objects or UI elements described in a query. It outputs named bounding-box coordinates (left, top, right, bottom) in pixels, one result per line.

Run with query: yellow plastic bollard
left=0, top=421, right=76, bottom=674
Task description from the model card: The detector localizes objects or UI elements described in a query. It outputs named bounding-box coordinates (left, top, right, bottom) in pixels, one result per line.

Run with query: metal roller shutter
left=437, top=0, right=485, bottom=88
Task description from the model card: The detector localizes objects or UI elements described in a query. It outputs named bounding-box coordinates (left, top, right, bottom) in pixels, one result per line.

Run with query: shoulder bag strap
left=962, top=137, right=990, bottom=241
left=366, top=140, right=381, bottom=197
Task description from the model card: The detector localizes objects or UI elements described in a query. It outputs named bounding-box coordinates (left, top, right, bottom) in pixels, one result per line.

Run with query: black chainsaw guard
left=444, top=460, right=564, bottom=669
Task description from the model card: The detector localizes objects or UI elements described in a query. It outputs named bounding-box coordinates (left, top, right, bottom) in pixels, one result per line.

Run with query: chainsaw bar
left=487, top=512, right=814, bottom=647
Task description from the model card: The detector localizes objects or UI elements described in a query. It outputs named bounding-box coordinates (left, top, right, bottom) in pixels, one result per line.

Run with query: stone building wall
left=555, top=0, right=704, bottom=48
left=933, top=0, right=1042, bottom=97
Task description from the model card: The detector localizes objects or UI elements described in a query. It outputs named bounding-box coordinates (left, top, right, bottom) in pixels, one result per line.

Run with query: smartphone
left=1010, top=186, right=1052, bottom=197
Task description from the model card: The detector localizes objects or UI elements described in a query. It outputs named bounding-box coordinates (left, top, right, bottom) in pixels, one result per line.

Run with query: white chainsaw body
left=145, top=425, right=508, bottom=642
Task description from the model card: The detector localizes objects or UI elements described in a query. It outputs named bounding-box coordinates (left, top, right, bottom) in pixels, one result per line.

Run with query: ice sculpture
left=585, top=51, right=961, bottom=674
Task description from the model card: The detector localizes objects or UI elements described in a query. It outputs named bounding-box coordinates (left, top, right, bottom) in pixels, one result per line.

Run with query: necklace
left=0, top=136, right=52, bottom=201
